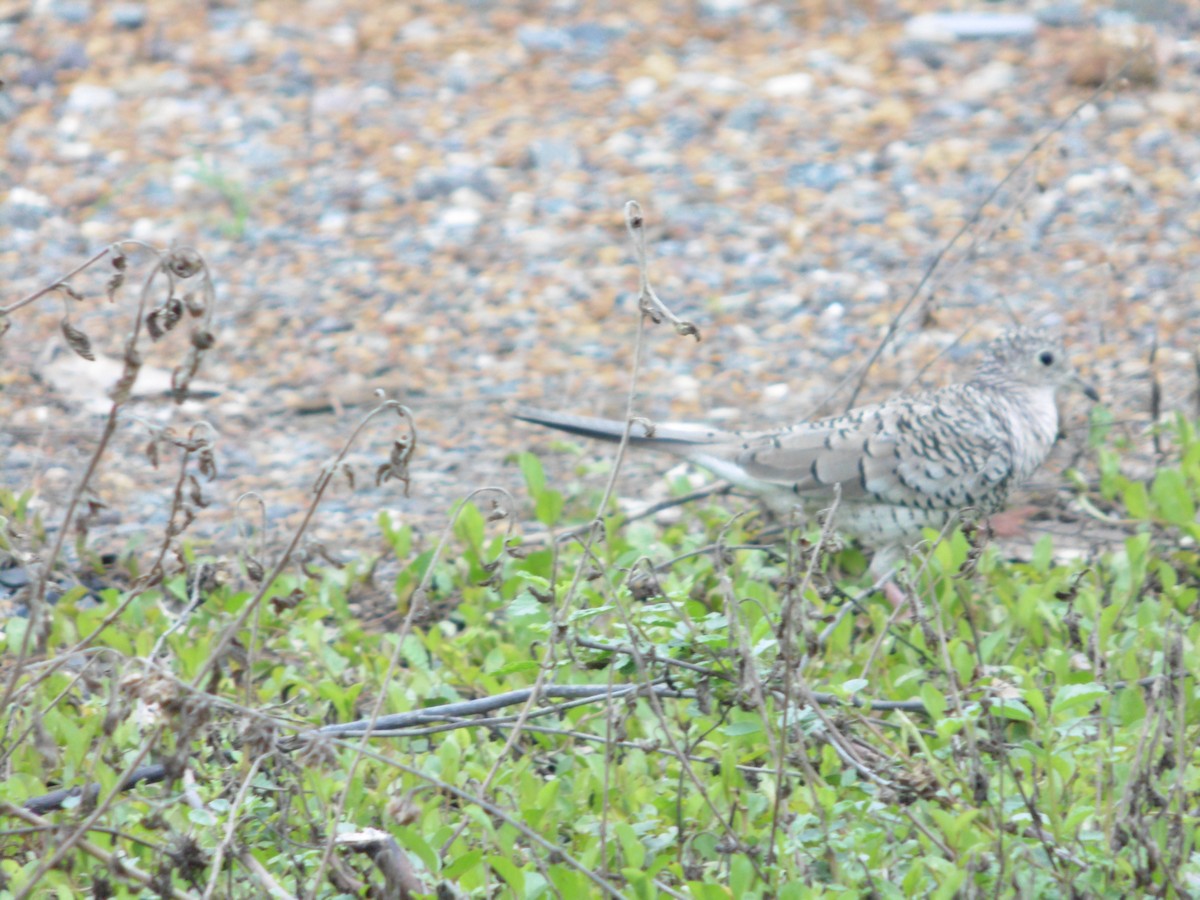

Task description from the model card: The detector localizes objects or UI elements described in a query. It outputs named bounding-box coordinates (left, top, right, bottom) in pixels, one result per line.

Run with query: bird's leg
left=865, top=545, right=909, bottom=608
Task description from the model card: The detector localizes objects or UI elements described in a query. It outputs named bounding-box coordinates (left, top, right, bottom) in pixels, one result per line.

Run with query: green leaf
left=443, top=849, right=484, bottom=881
left=1152, top=468, right=1196, bottom=526
left=535, top=489, right=564, bottom=527
left=490, top=660, right=540, bottom=676
left=1121, top=479, right=1150, bottom=521
left=187, top=807, right=216, bottom=826
left=519, top=452, right=546, bottom=498
left=989, top=699, right=1032, bottom=722
left=454, top=501, right=485, bottom=550
left=613, top=822, right=645, bottom=869
left=489, top=856, right=524, bottom=894
left=1051, top=683, right=1107, bottom=718
left=508, top=592, right=547, bottom=619
left=1031, top=534, right=1053, bottom=572
left=921, top=683, right=947, bottom=720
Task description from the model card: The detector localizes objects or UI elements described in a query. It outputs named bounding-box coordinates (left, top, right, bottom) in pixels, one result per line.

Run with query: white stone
left=66, top=84, right=118, bottom=113
left=762, top=72, right=814, bottom=97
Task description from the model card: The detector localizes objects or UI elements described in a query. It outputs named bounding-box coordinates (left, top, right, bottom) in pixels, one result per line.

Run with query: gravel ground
left=2, top=0, right=1199, bottom=573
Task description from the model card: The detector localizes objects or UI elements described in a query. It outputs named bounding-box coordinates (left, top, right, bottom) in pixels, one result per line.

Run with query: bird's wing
left=733, top=392, right=1013, bottom=509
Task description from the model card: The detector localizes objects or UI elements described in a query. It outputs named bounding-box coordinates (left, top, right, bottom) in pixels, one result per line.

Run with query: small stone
left=786, top=162, right=849, bottom=191
left=223, top=41, right=256, bottom=66
left=566, top=23, right=620, bottom=56
left=527, top=138, right=581, bottom=171
left=625, top=76, right=657, bottom=99
left=959, top=61, right=1017, bottom=101
left=1036, top=3, right=1090, bottom=27
left=111, top=3, right=147, bottom=28
left=762, top=72, right=814, bottom=97
left=390, top=19, right=432, bottom=46
left=570, top=71, right=613, bottom=92
left=517, top=25, right=571, bottom=53
left=920, top=138, right=976, bottom=173
left=905, top=12, right=1037, bottom=42
left=699, top=0, right=749, bottom=16
left=318, top=211, right=349, bottom=235
left=66, top=83, right=118, bottom=113
left=725, top=100, right=768, bottom=132
left=55, top=42, right=89, bottom=72
left=50, top=0, right=89, bottom=24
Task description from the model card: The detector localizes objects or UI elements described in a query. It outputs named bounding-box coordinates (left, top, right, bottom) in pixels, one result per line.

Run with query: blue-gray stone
left=517, top=25, right=572, bottom=53
left=111, top=3, right=148, bottom=28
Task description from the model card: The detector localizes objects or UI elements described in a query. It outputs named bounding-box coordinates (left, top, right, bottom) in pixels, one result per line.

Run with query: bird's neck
left=973, top=378, right=1061, bottom=479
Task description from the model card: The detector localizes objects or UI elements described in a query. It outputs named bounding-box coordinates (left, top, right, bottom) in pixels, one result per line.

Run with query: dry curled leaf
left=186, top=474, right=208, bottom=508
left=270, top=587, right=305, bottom=614
left=60, top=317, right=95, bottom=360
left=245, top=556, right=264, bottom=584
left=146, top=309, right=164, bottom=341
left=166, top=248, right=203, bottom=279
left=184, top=290, right=206, bottom=317
left=57, top=282, right=84, bottom=301
left=198, top=447, right=217, bottom=481
left=376, top=437, right=415, bottom=494
left=172, top=360, right=195, bottom=403
left=109, top=354, right=142, bottom=404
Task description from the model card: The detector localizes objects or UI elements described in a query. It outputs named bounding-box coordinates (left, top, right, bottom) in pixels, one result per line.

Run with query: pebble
left=762, top=72, right=814, bottom=97
left=50, top=0, right=89, bottom=24
left=528, top=139, right=582, bottom=171
left=905, top=12, right=1038, bottom=42
left=1036, top=3, right=1090, bottom=27
left=55, top=41, right=88, bottom=71
left=624, top=76, right=658, bottom=100
left=110, top=3, right=147, bottom=28
left=66, top=84, right=117, bottom=113
left=517, top=25, right=572, bottom=53
left=959, top=61, right=1017, bottom=101
left=699, top=0, right=750, bottom=17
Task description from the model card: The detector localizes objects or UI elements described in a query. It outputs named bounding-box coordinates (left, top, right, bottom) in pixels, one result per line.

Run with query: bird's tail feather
left=512, top=406, right=731, bottom=450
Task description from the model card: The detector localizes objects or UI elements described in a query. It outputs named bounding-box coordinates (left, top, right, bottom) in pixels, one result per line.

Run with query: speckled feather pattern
left=515, top=328, right=1095, bottom=573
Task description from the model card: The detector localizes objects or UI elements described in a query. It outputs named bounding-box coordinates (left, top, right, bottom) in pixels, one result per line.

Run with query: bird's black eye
left=1039, top=351, right=1054, bottom=366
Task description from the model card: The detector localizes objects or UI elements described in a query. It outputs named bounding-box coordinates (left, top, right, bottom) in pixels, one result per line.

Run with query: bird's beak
left=1073, top=372, right=1100, bottom=402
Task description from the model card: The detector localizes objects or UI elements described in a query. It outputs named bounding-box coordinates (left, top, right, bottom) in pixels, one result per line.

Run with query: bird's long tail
left=512, top=406, right=732, bottom=451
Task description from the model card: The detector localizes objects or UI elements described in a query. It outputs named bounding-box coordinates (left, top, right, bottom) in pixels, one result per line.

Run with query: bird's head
left=978, top=327, right=1100, bottom=402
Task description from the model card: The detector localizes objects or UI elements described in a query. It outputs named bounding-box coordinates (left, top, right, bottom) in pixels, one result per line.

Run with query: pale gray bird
left=515, top=328, right=1099, bottom=576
